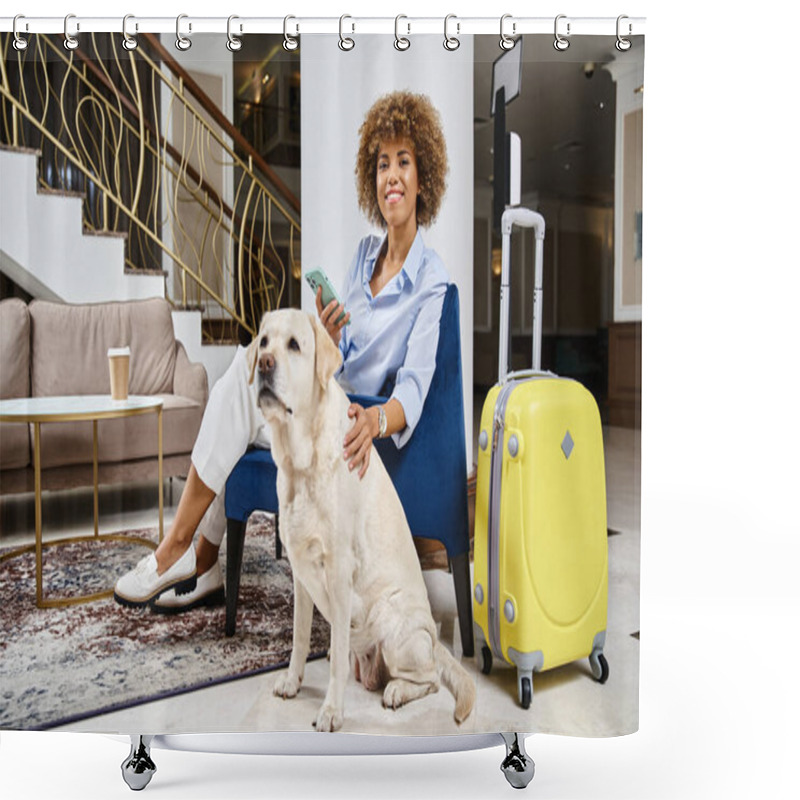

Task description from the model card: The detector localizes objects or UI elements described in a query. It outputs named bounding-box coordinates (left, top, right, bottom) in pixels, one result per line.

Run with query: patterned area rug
left=0, top=512, right=329, bottom=730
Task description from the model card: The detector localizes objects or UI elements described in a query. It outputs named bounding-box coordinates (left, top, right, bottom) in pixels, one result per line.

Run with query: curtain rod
left=0, top=15, right=646, bottom=38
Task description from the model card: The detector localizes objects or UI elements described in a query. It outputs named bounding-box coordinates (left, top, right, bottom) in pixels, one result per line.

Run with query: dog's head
left=247, top=309, right=342, bottom=426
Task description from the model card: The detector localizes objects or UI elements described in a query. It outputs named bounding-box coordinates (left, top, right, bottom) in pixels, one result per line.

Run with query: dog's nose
left=259, top=352, right=275, bottom=374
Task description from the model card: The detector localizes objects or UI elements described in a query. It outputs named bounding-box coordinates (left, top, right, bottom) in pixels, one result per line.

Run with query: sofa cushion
left=0, top=298, right=31, bottom=470
left=29, top=298, right=177, bottom=398
left=37, top=393, right=203, bottom=470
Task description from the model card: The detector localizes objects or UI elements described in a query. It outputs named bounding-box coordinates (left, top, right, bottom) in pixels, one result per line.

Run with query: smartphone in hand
left=305, top=268, right=349, bottom=326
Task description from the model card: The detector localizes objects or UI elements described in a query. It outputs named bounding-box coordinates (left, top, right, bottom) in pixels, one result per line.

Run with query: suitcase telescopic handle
left=498, top=208, right=546, bottom=384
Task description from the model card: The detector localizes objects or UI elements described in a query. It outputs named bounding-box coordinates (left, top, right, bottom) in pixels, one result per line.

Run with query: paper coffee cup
left=108, top=346, right=131, bottom=400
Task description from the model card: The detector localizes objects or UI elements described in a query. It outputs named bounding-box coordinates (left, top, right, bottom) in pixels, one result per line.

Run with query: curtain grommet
left=175, top=14, right=192, bottom=51
left=283, top=15, right=299, bottom=51
left=616, top=15, right=632, bottom=51
left=394, top=15, right=411, bottom=51
left=227, top=15, right=242, bottom=52
left=444, top=14, right=460, bottom=51
left=121, top=15, right=138, bottom=51
left=499, top=14, right=516, bottom=51
left=63, top=14, right=79, bottom=51
left=338, top=14, right=355, bottom=51
left=554, top=14, right=570, bottom=51
left=12, top=14, right=29, bottom=51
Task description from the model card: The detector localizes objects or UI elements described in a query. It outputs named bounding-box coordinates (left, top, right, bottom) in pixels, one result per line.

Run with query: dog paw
left=273, top=673, right=302, bottom=699
left=382, top=681, right=408, bottom=711
left=382, top=679, right=435, bottom=711
left=313, top=704, right=343, bottom=732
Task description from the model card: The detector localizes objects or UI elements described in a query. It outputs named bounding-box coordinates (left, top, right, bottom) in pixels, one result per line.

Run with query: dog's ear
left=246, top=338, right=258, bottom=386
left=246, top=323, right=263, bottom=386
left=311, top=314, right=342, bottom=391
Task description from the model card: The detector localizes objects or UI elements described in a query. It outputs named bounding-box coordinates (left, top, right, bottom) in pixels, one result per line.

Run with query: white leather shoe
left=113, top=546, right=197, bottom=608
left=152, top=560, right=225, bottom=614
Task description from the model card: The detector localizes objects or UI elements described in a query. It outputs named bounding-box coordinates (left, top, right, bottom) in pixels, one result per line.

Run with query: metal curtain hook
left=283, top=15, right=299, bottom=51
left=122, top=15, right=138, bottom=51
left=616, top=14, right=632, bottom=51
left=444, top=14, right=460, bottom=51
left=227, top=15, right=242, bottom=52
left=554, top=14, right=570, bottom=51
left=176, top=14, right=192, bottom=51
left=394, top=15, right=410, bottom=51
left=13, top=14, right=29, bottom=51
left=339, top=15, right=355, bottom=51
left=63, top=14, right=79, bottom=51
left=500, top=14, right=516, bottom=51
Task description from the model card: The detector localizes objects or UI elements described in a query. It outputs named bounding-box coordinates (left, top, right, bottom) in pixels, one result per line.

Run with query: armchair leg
left=274, top=513, right=282, bottom=561
left=450, top=552, right=474, bottom=658
left=225, top=517, right=247, bottom=637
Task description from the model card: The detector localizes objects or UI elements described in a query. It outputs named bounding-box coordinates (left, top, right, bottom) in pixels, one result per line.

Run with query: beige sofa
left=0, top=297, right=208, bottom=495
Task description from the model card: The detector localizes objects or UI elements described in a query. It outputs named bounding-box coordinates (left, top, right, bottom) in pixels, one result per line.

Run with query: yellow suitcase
left=473, top=208, right=609, bottom=708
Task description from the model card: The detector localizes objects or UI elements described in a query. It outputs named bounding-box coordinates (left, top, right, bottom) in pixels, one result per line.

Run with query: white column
left=301, top=34, right=474, bottom=466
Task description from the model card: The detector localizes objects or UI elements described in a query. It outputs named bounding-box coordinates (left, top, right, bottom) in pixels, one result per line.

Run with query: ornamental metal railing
left=0, top=31, right=300, bottom=340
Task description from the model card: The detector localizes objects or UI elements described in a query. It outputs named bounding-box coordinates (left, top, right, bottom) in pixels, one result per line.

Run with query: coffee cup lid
left=108, top=346, right=131, bottom=357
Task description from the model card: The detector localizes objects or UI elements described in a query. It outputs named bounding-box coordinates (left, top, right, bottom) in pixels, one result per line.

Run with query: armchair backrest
left=371, top=283, right=470, bottom=555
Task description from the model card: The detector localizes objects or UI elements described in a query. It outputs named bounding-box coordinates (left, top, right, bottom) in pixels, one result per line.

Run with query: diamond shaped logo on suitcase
left=561, top=430, right=575, bottom=460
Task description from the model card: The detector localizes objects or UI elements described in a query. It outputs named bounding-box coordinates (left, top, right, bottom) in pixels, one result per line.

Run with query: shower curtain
left=0, top=16, right=643, bottom=744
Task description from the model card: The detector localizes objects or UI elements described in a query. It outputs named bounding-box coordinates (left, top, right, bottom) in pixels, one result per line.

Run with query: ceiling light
left=491, top=247, right=502, bottom=277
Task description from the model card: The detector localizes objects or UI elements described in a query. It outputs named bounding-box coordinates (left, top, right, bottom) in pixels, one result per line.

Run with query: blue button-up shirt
left=336, top=231, right=448, bottom=448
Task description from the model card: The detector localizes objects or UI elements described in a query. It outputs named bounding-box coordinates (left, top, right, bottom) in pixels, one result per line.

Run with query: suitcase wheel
left=518, top=675, right=532, bottom=709
left=479, top=645, right=493, bottom=676
left=589, top=649, right=610, bottom=684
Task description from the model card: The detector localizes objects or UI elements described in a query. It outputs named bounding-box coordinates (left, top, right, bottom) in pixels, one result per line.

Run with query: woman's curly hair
left=355, top=91, right=448, bottom=229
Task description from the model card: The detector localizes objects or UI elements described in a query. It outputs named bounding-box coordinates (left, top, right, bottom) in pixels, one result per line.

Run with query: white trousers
left=191, top=346, right=271, bottom=548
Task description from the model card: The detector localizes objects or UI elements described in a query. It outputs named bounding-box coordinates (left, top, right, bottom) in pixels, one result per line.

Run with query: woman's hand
left=316, top=286, right=350, bottom=346
left=343, top=403, right=379, bottom=479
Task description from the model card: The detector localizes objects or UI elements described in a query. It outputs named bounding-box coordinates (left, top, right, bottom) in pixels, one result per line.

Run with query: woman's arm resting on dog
left=344, top=399, right=406, bottom=479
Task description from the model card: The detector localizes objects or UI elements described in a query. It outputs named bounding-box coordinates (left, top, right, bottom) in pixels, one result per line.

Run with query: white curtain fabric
left=301, top=34, right=474, bottom=465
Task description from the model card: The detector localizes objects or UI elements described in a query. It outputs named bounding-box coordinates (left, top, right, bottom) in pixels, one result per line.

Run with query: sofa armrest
left=173, top=341, right=208, bottom=409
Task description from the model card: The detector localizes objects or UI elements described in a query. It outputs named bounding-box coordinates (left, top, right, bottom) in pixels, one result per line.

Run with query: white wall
left=301, top=34, right=474, bottom=465
left=170, top=310, right=237, bottom=390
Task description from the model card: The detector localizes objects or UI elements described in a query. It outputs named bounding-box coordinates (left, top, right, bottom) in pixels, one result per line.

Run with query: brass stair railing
left=0, top=32, right=300, bottom=340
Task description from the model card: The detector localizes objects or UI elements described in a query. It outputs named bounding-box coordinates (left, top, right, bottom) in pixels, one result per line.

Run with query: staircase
left=0, top=147, right=164, bottom=303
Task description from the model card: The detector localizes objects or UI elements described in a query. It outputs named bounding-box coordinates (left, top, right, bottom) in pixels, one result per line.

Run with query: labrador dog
left=248, top=308, right=475, bottom=732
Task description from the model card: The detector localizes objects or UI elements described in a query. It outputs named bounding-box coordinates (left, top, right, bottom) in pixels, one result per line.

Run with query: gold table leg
left=34, top=421, right=42, bottom=607
left=93, top=418, right=99, bottom=538
left=5, top=408, right=161, bottom=609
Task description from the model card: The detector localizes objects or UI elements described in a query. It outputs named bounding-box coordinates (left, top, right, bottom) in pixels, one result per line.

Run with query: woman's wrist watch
left=377, top=405, right=387, bottom=438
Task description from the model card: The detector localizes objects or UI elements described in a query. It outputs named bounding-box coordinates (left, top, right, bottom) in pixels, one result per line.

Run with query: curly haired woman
left=114, top=90, right=452, bottom=613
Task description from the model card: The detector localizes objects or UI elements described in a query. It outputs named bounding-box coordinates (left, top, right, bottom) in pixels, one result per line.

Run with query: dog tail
left=435, top=641, right=476, bottom=724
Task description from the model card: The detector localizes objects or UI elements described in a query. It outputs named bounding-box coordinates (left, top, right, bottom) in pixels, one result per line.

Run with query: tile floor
left=0, top=401, right=640, bottom=739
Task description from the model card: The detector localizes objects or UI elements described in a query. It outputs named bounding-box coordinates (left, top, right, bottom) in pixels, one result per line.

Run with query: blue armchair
left=223, top=284, right=474, bottom=657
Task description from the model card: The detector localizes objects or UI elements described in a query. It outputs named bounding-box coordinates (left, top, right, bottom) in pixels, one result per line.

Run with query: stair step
left=201, top=338, right=241, bottom=346
left=0, top=143, right=41, bottom=156
left=38, top=185, right=86, bottom=200
left=124, top=266, right=167, bottom=277
left=83, top=226, right=128, bottom=240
